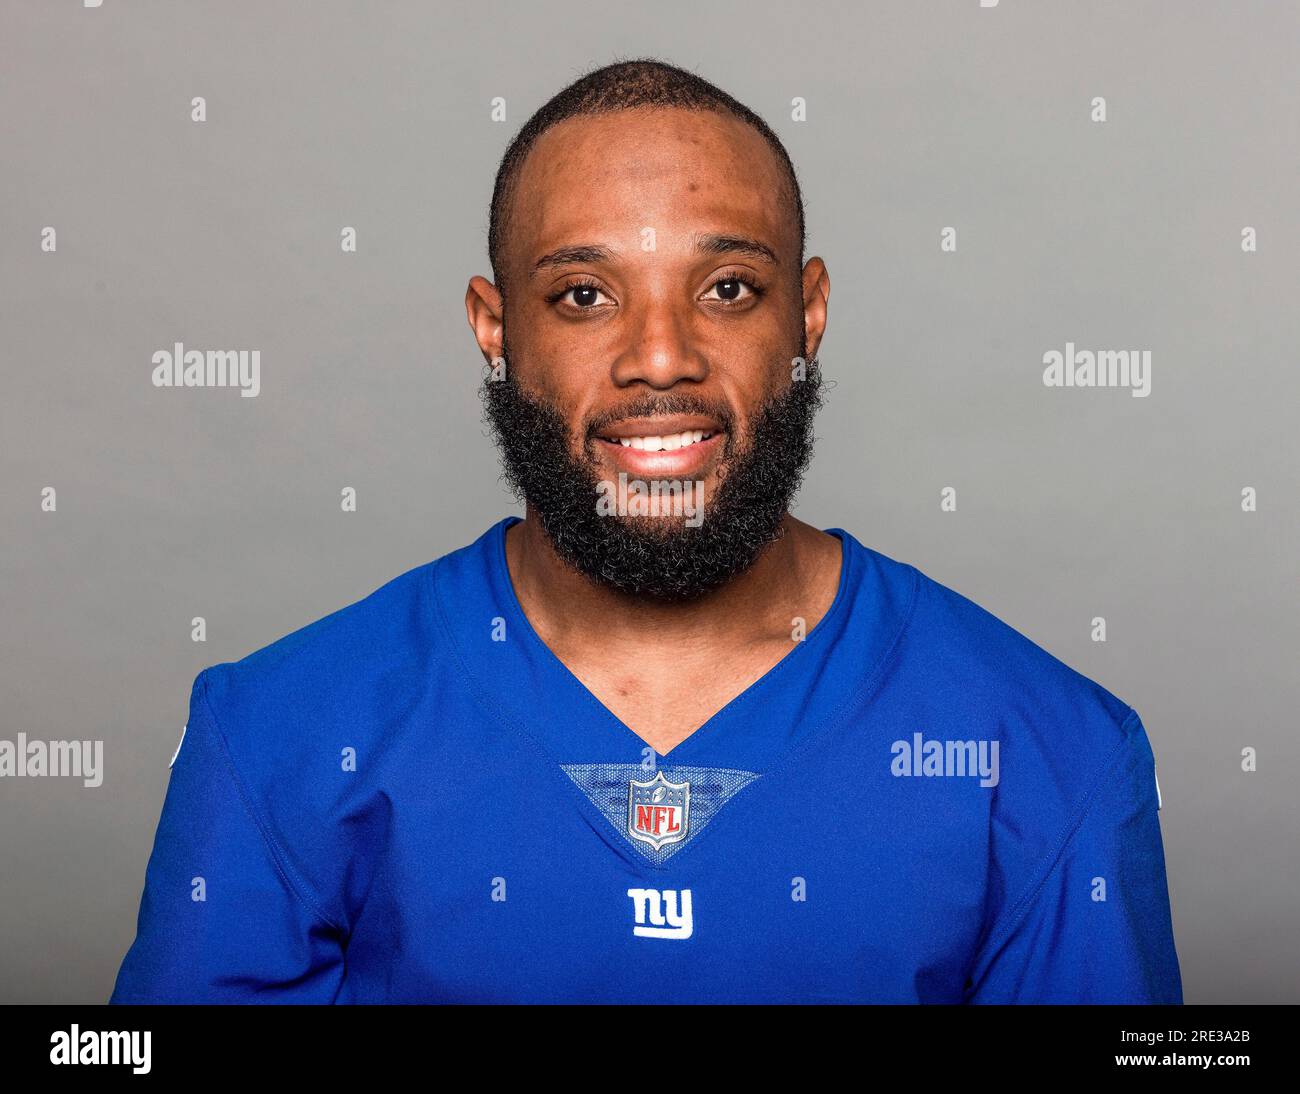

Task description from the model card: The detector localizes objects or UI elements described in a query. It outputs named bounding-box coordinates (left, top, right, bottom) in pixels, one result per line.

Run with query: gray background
left=2, top=0, right=1296, bottom=1004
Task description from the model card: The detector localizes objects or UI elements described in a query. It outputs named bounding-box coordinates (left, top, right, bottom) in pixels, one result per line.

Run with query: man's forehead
left=509, top=107, right=793, bottom=263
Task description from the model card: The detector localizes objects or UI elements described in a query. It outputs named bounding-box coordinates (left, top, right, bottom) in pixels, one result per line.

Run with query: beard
left=481, top=342, right=825, bottom=602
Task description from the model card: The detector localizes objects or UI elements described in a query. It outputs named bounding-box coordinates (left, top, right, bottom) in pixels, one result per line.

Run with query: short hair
left=487, top=58, right=806, bottom=297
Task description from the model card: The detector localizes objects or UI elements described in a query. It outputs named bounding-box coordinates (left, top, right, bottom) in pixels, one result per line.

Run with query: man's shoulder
left=167, top=530, right=496, bottom=938
left=856, top=543, right=1141, bottom=759
left=204, top=559, right=433, bottom=707
left=868, top=548, right=1164, bottom=881
left=196, top=523, right=503, bottom=743
left=916, top=560, right=1127, bottom=701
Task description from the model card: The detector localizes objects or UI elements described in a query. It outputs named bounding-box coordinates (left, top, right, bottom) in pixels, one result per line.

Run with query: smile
left=605, top=430, right=717, bottom=452
left=593, top=416, right=726, bottom=476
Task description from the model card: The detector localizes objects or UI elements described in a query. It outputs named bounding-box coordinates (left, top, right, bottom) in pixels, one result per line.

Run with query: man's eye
left=702, top=277, right=757, bottom=303
left=556, top=283, right=609, bottom=308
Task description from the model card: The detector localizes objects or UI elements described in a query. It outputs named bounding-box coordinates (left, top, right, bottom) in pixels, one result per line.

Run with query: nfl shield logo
left=628, top=772, right=691, bottom=850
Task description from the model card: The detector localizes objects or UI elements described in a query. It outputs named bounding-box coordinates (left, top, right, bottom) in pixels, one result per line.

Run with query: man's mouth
left=592, top=415, right=726, bottom=476
left=606, top=429, right=717, bottom=451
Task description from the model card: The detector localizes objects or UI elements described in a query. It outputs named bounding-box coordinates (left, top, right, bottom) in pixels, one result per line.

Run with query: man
left=111, top=59, right=1181, bottom=1004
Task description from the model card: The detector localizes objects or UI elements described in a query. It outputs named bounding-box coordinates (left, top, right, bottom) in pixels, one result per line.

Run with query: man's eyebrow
left=529, top=244, right=618, bottom=279
left=693, top=233, right=779, bottom=264
left=529, top=234, right=780, bottom=279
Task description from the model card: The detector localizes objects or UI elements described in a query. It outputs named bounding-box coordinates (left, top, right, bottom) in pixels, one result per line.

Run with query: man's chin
left=590, top=471, right=712, bottom=532
left=597, top=514, right=707, bottom=541
left=535, top=489, right=783, bottom=602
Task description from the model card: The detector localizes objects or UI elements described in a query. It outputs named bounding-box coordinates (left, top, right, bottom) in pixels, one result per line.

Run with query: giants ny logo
left=627, top=772, right=690, bottom=850
left=627, top=888, right=694, bottom=940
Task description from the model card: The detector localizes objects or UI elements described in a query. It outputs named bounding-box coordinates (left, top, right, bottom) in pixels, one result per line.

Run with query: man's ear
left=801, top=258, right=830, bottom=363
left=465, top=275, right=505, bottom=365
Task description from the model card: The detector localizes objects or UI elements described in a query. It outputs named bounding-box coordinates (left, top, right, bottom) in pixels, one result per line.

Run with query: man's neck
left=504, top=509, right=844, bottom=657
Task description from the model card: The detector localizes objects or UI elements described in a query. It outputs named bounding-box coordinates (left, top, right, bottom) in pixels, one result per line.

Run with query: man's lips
left=595, top=414, right=724, bottom=443
left=592, top=415, right=726, bottom=477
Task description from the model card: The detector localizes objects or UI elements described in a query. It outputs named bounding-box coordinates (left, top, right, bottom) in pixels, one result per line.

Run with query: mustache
left=582, top=392, right=736, bottom=441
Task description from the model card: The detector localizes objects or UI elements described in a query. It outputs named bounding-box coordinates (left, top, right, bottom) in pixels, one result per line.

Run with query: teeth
left=609, top=430, right=714, bottom=450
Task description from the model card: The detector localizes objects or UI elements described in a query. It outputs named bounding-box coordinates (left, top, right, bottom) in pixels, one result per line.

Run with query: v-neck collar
left=432, top=516, right=916, bottom=774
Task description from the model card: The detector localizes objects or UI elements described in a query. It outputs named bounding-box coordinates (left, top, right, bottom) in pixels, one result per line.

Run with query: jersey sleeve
left=964, top=710, right=1183, bottom=1004
left=109, top=671, right=346, bottom=1003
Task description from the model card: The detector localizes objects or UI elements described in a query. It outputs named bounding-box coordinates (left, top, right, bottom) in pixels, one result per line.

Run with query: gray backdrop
left=2, top=0, right=1296, bottom=1004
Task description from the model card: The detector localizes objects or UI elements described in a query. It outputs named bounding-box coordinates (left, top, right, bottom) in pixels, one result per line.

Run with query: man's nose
left=609, top=295, right=709, bottom=389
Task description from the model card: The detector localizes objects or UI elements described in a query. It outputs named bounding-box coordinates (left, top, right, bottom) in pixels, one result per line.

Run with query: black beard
left=481, top=350, right=825, bottom=602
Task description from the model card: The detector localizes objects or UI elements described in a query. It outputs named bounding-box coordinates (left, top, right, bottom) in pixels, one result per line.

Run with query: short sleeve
left=965, top=711, right=1183, bottom=1004
left=110, top=671, right=346, bottom=1003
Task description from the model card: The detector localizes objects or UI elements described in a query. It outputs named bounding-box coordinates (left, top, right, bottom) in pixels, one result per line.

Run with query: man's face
left=473, top=107, right=829, bottom=599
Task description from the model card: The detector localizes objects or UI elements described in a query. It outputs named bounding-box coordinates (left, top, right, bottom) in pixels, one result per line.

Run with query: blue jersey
left=110, top=517, right=1182, bottom=1004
